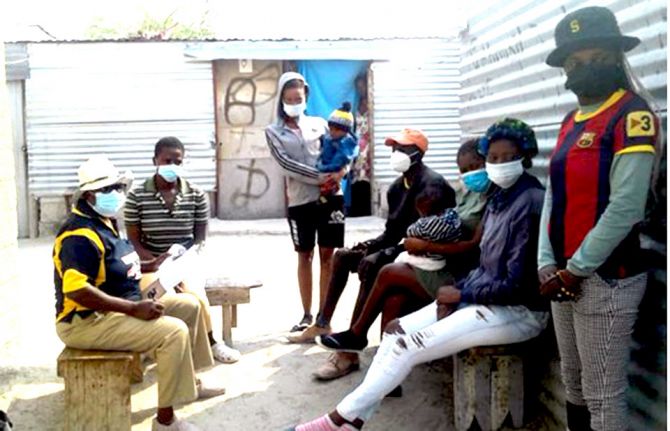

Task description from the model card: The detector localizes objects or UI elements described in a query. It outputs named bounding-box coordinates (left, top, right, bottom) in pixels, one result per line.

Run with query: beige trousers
left=56, top=293, right=214, bottom=408
left=140, top=272, right=213, bottom=333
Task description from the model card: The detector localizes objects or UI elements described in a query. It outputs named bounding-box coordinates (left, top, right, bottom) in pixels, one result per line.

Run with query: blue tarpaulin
left=296, top=60, right=368, bottom=212
left=296, top=60, right=368, bottom=122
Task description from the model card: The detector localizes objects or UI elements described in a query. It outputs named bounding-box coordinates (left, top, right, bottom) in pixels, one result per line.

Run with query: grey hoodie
left=265, top=72, right=328, bottom=207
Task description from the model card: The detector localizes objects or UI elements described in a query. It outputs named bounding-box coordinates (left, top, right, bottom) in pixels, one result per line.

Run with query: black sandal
left=290, top=314, right=313, bottom=332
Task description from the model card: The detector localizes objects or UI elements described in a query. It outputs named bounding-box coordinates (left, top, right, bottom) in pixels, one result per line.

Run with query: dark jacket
left=458, top=173, right=548, bottom=310
left=54, top=199, right=142, bottom=322
left=367, top=163, right=455, bottom=254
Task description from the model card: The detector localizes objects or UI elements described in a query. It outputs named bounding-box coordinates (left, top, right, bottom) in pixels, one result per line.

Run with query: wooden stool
left=453, top=344, right=525, bottom=431
left=205, top=277, right=262, bottom=346
left=57, top=348, right=143, bottom=431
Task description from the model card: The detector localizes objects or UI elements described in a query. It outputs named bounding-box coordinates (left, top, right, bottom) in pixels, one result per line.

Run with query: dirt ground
left=1, top=219, right=461, bottom=431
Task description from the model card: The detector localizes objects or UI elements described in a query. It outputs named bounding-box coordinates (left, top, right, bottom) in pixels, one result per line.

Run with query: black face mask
left=565, top=63, right=629, bottom=99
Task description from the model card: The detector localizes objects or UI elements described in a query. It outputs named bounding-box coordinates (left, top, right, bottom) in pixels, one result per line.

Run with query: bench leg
left=222, top=304, right=233, bottom=347
left=474, top=355, right=492, bottom=431
left=63, top=360, right=131, bottom=431
left=232, top=304, right=238, bottom=328
left=508, top=356, right=524, bottom=427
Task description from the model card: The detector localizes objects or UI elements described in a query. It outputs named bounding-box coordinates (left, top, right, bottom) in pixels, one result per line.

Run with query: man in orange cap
left=289, top=128, right=455, bottom=381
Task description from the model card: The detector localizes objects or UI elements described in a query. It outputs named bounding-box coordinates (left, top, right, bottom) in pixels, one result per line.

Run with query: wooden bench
left=453, top=344, right=526, bottom=431
left=57, top=348, right=143, bottom=431
left=204, top=277, right=262, bottom=346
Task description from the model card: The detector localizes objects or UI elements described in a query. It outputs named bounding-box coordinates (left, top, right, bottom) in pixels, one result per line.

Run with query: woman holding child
left=293, top=118, right=549, bottom=430
left=316, top=139, right=488, bottom=353
left=265, top=72, right=346, bottom=333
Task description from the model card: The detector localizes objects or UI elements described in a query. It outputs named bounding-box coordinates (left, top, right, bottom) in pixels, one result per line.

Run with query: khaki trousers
left=140, top=272, right=213, bottom=333
left=56, top=294, right=214, bottom=408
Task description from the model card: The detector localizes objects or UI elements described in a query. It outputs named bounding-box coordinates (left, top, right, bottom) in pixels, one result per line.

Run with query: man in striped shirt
left=125, top=136, right=241, bottom=364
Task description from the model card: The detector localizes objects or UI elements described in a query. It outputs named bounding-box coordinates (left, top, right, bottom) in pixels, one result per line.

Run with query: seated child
left=395, top=186, right=463, bottom=271
left=317, top=102, right=358, bottom=203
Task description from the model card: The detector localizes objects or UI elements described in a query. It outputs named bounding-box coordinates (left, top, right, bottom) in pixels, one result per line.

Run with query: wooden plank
left=129, top=353, right=144, bottom=384
left=222, top=304, right=233, bottom=346
left=59, top=347, right=135, bottom=363
left=508, top=355, right=525, bottom=427
left=474, top=353, right=492, bottom=431
left=62, top=355, right=132, bottom=431
left=452, top=347, right=529, bottom=431
left=491, top=356, right=508, bottom=430
left=58, top=348, right=143, bottom=384
left=204, top=277, right=262, bottom=289
left=58, top=348, right=134, bottom=375
left=453, top=353, right=472, bottom=431
left=205, top=287, right=250, bottom=306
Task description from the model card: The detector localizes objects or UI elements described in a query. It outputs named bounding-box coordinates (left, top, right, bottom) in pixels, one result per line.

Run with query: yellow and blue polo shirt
left=53, top=199, right=142, bottom=323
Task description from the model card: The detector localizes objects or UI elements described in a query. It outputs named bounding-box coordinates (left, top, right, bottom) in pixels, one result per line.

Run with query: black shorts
left=287, top=196, right=345, bottom=252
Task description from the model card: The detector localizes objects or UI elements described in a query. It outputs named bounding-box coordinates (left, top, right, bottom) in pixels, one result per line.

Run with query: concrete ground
left=1, top=217, right=458, bottom=431
left=1, top=216, right=551, bottom=430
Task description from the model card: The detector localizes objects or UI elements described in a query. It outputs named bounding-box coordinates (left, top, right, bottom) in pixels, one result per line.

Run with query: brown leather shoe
left=287, top=324, right=332, bottom=344
left=313, top=352, right=360, bottom=381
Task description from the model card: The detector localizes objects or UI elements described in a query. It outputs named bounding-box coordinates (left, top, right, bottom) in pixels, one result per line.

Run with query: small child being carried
left=317, top=102, right=358, bottom=204
left=395, top=186, right=463, bottom=271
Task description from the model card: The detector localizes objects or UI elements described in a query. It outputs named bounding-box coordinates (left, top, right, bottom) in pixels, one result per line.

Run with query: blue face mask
left=157, top=164, right=184, bottom=183
left=461, top=168, right=491, bottom=193
left=91, top=190, right=126, bottom=218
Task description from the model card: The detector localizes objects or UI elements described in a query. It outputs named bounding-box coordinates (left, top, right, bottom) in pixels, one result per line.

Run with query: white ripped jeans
left=336, top=301, right=549, bottom=423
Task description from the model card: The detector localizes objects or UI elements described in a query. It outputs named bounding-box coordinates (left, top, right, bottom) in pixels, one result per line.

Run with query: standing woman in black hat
left=539, top=7, right=662, bottom=430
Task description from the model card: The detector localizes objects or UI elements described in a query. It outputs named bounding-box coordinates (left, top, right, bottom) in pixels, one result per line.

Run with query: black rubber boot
left=566, top=401, right=592, bottom=431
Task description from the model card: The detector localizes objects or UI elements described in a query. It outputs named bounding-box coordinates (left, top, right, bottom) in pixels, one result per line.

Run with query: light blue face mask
left=461, top=168, right=491, bottom=193
left=157, top=164, right=184, bottom=183
left=91, top=190, right=125, bottom=218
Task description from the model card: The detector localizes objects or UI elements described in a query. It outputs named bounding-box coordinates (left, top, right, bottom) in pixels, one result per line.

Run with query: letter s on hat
left=570, top=19, right=580, bottom=33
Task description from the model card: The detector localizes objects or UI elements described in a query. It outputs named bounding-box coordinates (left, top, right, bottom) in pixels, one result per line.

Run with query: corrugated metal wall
left=5, top=43, right=29, bottom=81
left=460, top=0, right=667, bottom=177
left=25, top=42, right=216, bottom=195
left=460, top=2, right=667, bottom=429
left=371, top=40, right=461, bottom=184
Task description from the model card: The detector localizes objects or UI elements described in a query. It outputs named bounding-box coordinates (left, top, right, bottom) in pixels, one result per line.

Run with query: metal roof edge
left=182, top=38, right=459, bottom=62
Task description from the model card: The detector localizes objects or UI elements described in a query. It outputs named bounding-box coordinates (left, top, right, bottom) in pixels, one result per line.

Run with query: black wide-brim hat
left=546, top=6, right=640, bottom=67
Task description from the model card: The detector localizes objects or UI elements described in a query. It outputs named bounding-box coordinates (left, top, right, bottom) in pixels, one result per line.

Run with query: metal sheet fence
left=25, top=42, right=216, bottom=195
left=371, top=39, right=462, bottom=184
left=460, top=0, right=667, bottom=176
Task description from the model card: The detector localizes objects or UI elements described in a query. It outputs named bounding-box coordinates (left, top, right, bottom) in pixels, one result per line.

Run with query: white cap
left=77, top=155, right=132, bottom=191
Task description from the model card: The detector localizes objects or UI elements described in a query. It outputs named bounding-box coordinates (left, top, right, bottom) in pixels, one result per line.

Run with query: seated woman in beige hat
left=53, top=155, right=224, bottom=431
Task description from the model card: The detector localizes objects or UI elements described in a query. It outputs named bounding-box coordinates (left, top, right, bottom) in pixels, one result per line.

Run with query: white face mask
left=390, top=151, right=415, bottom=173
left=486, top=159, right=524, bottom=189
left=283, top=101, right=306, bottom=118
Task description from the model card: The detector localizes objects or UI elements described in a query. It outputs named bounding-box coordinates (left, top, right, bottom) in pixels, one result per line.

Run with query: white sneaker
left=211, top=342, right=241, bottom=363
left=151, top=417, right=201, bottom=431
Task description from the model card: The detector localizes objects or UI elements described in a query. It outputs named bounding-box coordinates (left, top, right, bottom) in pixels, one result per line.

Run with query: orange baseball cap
left=384, top=128, right=428, bottom=153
